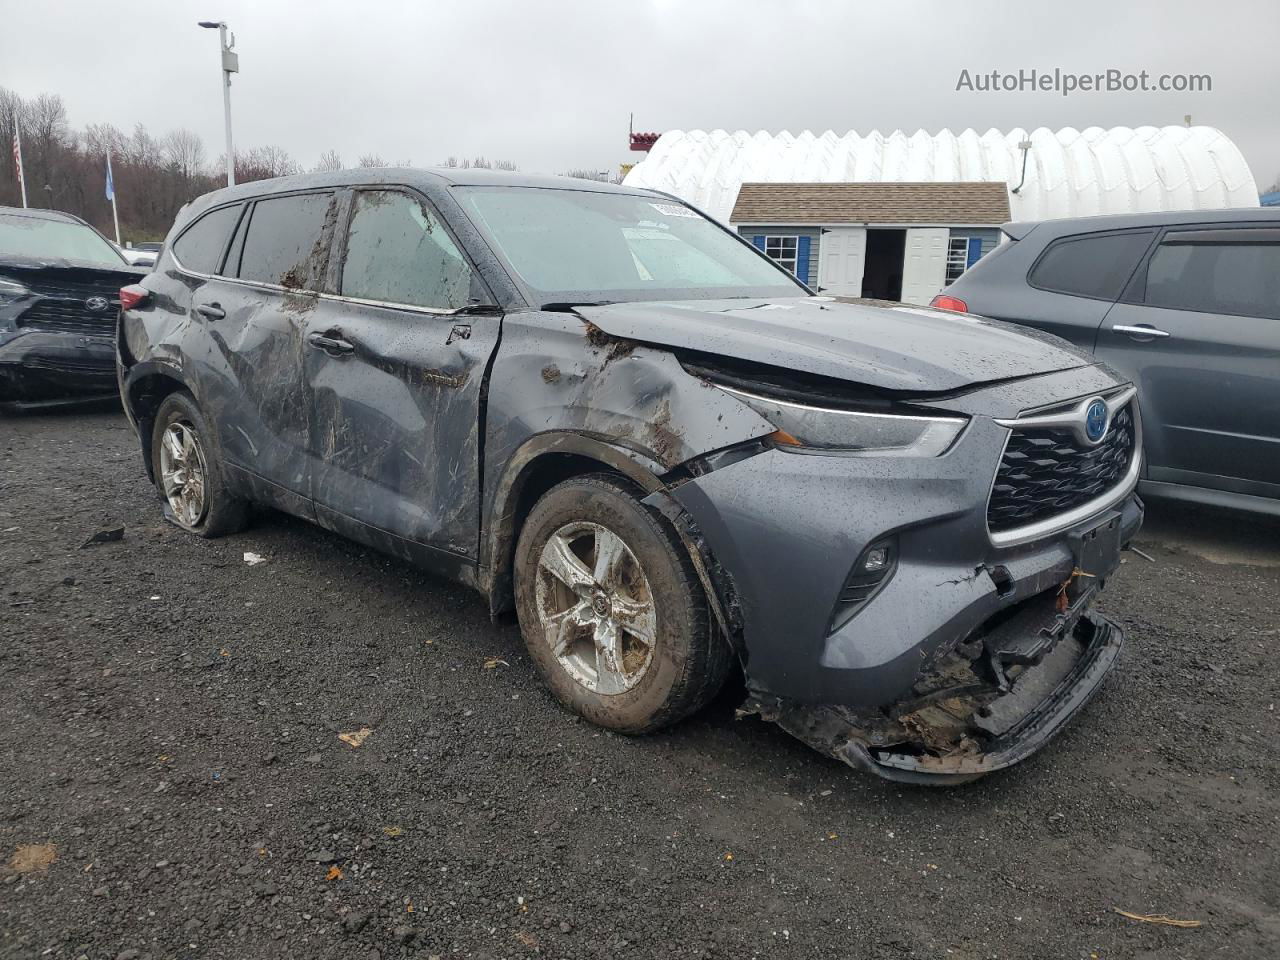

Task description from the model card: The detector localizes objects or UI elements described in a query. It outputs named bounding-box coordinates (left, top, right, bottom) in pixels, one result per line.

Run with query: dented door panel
left=304, top=297, right=499, bottom=559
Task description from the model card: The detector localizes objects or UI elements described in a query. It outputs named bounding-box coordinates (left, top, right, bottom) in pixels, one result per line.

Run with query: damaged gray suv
left=117, top=169, right=1143, bottom=783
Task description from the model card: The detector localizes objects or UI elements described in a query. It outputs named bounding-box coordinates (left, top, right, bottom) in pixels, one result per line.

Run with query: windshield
left=0, top=214, right=126, bottom=267
left=454, top=186, right=805, bottom=305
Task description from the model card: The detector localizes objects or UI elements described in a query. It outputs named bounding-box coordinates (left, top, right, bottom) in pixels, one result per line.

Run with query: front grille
left=17, top=279, right=119, bottom=336
left=987, top=403, right=1135, bottom=534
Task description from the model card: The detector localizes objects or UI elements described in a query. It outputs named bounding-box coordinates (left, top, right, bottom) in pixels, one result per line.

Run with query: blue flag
left=105, top=154, right=115, bottom=202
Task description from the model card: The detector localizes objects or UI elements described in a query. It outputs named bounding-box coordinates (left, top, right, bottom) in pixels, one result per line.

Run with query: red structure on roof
left=629, top=131, right=661, bottom=152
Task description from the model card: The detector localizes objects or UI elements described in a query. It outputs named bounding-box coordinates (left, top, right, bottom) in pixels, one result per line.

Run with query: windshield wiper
left=541, top=300, right=615, bottom=312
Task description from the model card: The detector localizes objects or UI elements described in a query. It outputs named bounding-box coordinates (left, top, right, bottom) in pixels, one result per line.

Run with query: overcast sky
left=6, top=0, right=1278, bottom=188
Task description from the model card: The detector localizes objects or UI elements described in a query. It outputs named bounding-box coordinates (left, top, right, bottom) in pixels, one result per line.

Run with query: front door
left=1098, top=226, right=1280, bottom=498
left=304, top=187, right=501, bottom=564
left=816, top=227, right=866, bottom=297
left=900, top=228, right=949, bottom=304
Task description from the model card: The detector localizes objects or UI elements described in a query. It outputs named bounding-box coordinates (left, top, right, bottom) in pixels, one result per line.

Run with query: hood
left=576, top=297, right=1090, bottom=394
left=0, top=256, right=146, bottom=286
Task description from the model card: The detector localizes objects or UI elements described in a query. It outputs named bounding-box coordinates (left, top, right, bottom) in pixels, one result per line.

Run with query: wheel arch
left=122, top=361, right=198, bottom=482
left=481, top=432, right=667, bottom=616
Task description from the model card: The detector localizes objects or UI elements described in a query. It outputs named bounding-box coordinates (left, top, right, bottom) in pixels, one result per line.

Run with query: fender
left=479, top=430, right=667, bottom=608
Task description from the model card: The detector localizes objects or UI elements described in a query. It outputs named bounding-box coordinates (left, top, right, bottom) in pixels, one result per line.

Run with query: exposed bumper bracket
left=742, top=612, right=1124, bottom=786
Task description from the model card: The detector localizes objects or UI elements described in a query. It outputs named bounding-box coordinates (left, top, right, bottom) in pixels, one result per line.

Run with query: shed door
left=816, top=227, right=866, bottom=296
left=901, top=228, right=949, bottom=304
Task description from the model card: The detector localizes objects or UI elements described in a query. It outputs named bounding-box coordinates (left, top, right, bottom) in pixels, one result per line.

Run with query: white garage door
left=816, top=227, right=866, bottom=297
left=900, top=228, right=949, bottom=304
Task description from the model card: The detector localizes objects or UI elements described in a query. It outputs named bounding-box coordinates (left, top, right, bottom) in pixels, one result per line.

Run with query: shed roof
left=730, top=181, right=1011, bottom=225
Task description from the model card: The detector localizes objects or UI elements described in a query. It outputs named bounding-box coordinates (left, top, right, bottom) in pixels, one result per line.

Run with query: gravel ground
left=2, top=408, right=1278, bottom=960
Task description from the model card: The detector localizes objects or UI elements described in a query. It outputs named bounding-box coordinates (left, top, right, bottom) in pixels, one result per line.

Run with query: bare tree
left=493, top=159, right=518, bottom=171
left=562, top=168, right=610, bottom=182
left=227, top=145, right=301, bottom=182
left=162, top=129, right=205, bottom=181
left=357, top=153, right=387, bottom=168
left=313, top=149, right=343, bottom=172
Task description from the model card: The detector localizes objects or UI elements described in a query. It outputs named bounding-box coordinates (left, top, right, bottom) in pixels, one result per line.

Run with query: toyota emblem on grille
left=85, top=296, right=110, bottom=312
left=1084, top=398, right=1109, bottom=444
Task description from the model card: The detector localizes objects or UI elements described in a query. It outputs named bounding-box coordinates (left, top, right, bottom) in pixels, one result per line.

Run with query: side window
left=340, top=190, right=476, bottom=310
left=1145, top=235, right=1280, bottom=319
left=172, top=204, right=241, bottom=275
left=1028, top=230, right=1154, bottom=300
left=237, top=192, right=335, bottom=290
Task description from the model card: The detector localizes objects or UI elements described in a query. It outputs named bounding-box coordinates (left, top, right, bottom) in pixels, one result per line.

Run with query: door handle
left=1112, top=323, right=1170, bottom=340
left=195, top=303, right=225, bottom=320
left=307, top=331, right=355, bottom=356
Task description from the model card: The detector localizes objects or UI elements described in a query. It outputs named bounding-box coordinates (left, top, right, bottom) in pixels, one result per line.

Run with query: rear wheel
left=150, top=391, right=248, bottom=538
left=514, top=474, right=732, bottom=734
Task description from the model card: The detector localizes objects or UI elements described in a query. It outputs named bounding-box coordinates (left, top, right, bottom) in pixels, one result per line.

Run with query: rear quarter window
left=172, top=204, right=242, bottom=275
left=1028, top=230, right=1154, bottom=301
left=237, top=192, right=336, bottom=291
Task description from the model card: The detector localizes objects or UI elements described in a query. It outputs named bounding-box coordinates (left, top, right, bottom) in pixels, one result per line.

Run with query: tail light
left=929, top=294, right=968, bottom=312
left=119, top=284, right=150, bottom=311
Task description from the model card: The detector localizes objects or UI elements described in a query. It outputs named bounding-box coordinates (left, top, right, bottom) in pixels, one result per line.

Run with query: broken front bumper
left=0, top=329, right=119, bottom=407
left=746, top=610, right=1122, bottom=784
left=669, top=413, right=1141, bottom=783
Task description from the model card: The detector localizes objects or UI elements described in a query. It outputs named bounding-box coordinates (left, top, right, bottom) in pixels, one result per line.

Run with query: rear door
left=303, top=186, right=501, bottom=563
left=198, top=190, right=339, bottom=515
left=1098, top=226, right=1280, bottom=498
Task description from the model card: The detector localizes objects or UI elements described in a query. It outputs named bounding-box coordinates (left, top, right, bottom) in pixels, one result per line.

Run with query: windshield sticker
left=648, top=202, right=699, bottom=219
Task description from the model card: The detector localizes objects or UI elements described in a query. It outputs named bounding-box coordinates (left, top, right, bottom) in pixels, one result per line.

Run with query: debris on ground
left=1131, top=547, right=1157, bottom=563
left=382, top=826, right=404, bottom=837
left=8, top=843, right=58, bottom=873
left=243, top=551, right=267, bottom=566
left=338, top=727, right=373, bottom=748
left=325, top=864, right=343, bottom=881
left=80, top=526, right=124, bottom=548
left=1113, top=909, right=1203, bottom=928
left=483, top=657, right=510, bottom=669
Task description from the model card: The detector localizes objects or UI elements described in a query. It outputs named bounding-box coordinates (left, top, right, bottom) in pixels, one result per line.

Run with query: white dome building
left=624, top=127, right=1258, bottom=224
left=623, top=127, right=1259, bottom=303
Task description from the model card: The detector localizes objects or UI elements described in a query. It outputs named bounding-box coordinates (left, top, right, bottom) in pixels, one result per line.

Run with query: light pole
left=198, top=20, right=239, bottom=187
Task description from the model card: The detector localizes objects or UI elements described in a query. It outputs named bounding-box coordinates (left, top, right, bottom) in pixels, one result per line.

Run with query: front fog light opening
left=830, top=537, right=898, bottom=633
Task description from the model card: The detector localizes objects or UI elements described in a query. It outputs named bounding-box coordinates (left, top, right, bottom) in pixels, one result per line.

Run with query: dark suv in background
left=936, top=209, right=1280, bottom=516
left=1, top=207, right=145, bottom=408
left=117, top=169, right=1143, bottom=783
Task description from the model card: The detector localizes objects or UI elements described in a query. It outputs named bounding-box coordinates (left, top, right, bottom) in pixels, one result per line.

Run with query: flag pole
left=13, top=126, right=27, bottom=208
left=106, top=151, right=120, bottom=244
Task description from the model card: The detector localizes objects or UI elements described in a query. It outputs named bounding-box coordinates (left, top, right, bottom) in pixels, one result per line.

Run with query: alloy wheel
left=533, top=520, right=658, bottom=695
left=158, top=421, right=208, bottom=528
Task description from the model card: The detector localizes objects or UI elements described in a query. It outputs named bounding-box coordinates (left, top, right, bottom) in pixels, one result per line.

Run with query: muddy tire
left=150, top=391, right=248, bottom=538
left=514, top=473, right=732, bottom=734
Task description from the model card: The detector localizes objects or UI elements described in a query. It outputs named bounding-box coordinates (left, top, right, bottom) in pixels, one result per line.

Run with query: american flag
left=11, top=126, right=26, bottom=207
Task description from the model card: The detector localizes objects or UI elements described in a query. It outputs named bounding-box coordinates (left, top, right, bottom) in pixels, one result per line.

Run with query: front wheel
left=514, top=474, right=732, bottom=734
left=150, top=391, right=248, bottom=538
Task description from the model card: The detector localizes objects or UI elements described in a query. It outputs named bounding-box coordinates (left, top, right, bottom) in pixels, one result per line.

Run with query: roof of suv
left=178, top=167, right=658, bottom=225
left=1005, top=206, right=1280, bottom=241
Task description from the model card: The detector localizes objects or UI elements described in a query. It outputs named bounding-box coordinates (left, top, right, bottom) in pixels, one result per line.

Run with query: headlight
left=0, top=276, right=31, bottom=306
left=717, top=384, right=967, bottom=457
